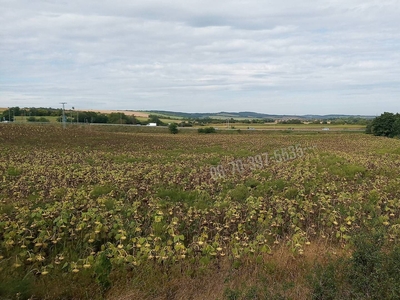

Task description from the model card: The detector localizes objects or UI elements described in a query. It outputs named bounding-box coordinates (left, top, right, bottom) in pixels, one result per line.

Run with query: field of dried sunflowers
left=1, top=124, right=400, bottom=299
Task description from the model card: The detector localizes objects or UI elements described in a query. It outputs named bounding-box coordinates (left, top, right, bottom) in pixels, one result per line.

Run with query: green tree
left=168, top=123, right=179, bottom=134
left=148, top=115, right=166, bottom=126
left=108, top=113, right=126, bottom=124
left=2, top=107, right=23, bottom=121
left=370, top=112, right=400, bottom=138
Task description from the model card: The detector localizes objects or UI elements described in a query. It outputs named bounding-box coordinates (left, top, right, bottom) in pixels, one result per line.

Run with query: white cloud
left=1, top=0, right=400, bottom=114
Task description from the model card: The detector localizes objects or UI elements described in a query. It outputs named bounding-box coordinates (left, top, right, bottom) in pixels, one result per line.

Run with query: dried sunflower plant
left=210, top=144, right=317, bottom=179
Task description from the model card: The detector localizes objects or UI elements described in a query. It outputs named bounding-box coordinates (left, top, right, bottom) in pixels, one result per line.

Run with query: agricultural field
left=1, top=124, right=400, bottom=299
left=212, top=123, right=365, bottom=131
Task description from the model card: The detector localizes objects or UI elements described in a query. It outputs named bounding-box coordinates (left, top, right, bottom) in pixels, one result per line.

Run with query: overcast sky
left=1, top=0, right=399, bottom=115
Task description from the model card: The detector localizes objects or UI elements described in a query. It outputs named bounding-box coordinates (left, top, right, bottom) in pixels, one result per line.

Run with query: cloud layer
left=1, top=0, right=399, bottom=114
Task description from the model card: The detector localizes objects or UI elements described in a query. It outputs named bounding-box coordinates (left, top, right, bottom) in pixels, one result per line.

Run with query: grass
left=6, top=166, right=22, bottom=176
left=107, top=239, right=335, bottom=300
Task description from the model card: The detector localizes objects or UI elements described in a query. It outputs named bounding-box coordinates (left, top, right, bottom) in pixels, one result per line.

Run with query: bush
left=198, top=127, right=216, bottom=134
left=168, top=123, right=178, bottom=134
left=310, top=231, right=400, bottom=299
left=27, top=116, right=50, bottom=122
left=348, top=232, right=386, bottom=299
left=38, top=117, right=50, bottom=122
left=310, top=261, right=338, bottom=300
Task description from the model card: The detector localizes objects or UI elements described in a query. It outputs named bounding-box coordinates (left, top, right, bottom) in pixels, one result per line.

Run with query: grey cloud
left=1, top=0, right=400, bottom=114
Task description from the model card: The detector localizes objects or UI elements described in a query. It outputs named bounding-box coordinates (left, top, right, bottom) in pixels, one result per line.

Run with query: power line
left=60, top=102, right=67, bottom=128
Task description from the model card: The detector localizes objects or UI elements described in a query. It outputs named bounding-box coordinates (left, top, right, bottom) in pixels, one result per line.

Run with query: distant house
left=147, top=123, right=157, bottom=126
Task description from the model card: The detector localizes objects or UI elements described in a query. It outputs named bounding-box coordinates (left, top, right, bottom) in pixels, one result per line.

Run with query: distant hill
left=141, top=110, right=375, bottom=120
left=2, top=107, right=376, bottom=121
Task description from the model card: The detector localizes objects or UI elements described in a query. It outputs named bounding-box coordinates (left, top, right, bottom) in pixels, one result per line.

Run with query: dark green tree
left=370, top=112, right=400, bottom=138
left=2, top=107, right=23, bottom=121
left=393, top=117, right=400, bottom=137
left=168, top=123, right=178, bottom=134
left=365, top=120, right=373, bottom=134
left=108, top=113, right=126, bottom=124
left=148, top=115, right=166, bottom=126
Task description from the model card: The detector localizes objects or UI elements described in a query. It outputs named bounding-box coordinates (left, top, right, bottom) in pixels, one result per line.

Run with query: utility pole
left=8, top=108, right=10, bottom=122
left=60, top=102, right=67, bottom=128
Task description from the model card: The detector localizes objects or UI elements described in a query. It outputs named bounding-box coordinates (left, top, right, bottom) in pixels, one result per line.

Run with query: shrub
left=27, top=116, right=50, bottom=122
left=310, top=261, right=339, bottom=300
left=198, top=127, right=216, bottom=134
left=310, top=231, right=400, bottom=299
left=168, top=123, right=178, bottom=134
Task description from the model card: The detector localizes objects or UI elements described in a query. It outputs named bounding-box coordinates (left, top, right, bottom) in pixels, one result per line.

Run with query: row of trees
left=331, top=117, right=371, bottom=125
left=0, top=107, right=170, bottom=126
left=366, top=112, right=400, bottom=138
left=2, top=107, right=63, bottom=120
left=67, top=113, right=167, bottom=125
left=67, top=112, right=139, bottom=124
left=193, top=117, right=275, bottom=125
left=279, top=119, right=303, bottom=124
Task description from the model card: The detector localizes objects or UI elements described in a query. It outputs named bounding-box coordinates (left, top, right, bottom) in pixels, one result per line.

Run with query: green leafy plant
left=168, top=123, right=179, bottom=134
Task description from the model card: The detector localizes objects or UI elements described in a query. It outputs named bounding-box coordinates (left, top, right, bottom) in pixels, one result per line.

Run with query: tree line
left=1, top=107, right=171, bottom=125
left=366, top=112, right=400, bottom=138
left=1, top=107, right=63, bottom=119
